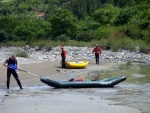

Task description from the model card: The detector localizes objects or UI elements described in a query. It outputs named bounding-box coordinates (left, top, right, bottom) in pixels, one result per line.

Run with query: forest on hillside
left=0, top=0, right=150, bottom=52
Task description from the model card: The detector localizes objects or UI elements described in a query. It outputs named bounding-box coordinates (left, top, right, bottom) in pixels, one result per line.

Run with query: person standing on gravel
left=92, top=44, right=102, bottom=65
left=60, top=46, right=67, bottom=68
left=3, top=54, right=23, bottom=89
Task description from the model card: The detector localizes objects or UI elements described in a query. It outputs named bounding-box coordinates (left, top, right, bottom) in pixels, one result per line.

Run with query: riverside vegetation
left=0, top=0, right=150, bottom=53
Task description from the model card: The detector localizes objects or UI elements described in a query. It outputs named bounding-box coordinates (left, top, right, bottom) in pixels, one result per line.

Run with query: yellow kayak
left=65, top=61, right=89, bottom=69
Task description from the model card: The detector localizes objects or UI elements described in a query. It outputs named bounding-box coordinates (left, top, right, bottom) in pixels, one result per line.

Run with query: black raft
left=40, top=75, right=126, bottom=88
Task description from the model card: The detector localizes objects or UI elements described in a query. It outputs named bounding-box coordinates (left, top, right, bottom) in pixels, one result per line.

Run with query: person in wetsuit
left=60, top=46, right=67, bottom=68
left=92, top=45, right=102, bottom=65
left=3, top=55, right=23, bottom=89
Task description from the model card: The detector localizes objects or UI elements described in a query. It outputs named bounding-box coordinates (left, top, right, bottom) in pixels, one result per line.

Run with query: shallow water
left=0, top=88, right=6, bottom=103
left=85, top=65, right=150, bottom=113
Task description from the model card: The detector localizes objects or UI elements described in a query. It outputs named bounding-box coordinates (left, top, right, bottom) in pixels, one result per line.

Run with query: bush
left=107, top=38, right=122, bottom=51
left=5, top=41, right=26, bottom=46
left=56, top=34, right=70, bottom=42
left=16, top=51, right=28, bottom=58
left=95, top=26, right=110, bottom=40
left=140, top=46, right=150, bottom=54
left=119, top=61, right=133, bottom=70
left=0, top=30, right=9, bottom=42
left=76, top=30, right=95, bottom=42
left=121, top=37, right=136, bottom=51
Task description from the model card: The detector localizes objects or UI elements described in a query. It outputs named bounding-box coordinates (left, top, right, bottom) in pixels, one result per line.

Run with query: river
left=81, top=64, right=150, bottom=113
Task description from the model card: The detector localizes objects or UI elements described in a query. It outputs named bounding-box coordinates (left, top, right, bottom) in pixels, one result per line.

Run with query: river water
left=82, top=65, right=150, bottom=113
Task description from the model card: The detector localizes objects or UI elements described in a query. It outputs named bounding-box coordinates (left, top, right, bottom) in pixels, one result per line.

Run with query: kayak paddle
left=9, top=64, right=40, bottom=78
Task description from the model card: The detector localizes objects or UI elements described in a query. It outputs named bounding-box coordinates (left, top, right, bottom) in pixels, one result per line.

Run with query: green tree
left=77, top=16, right=100, bottom=31
left=76, top=30, right=95, bottom=42
left=47, top=0, right=58, bottom=16
left=72, top=0, right=86, bottom=19
left=14, top=19, right=51, bottom=42
left=49, top=10, right=78, bottom=40
left=114, top=7, right=138, bottom=25
left=0, top=30, right=9, bottom=42
left=92, top=4, right=119, bottom=25
left=0, top=16, right=18, bottom=33
left=56, top=34, right=70, bottom=42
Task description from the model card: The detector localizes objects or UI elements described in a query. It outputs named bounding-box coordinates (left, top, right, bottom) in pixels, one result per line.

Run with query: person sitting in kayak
left=60, top=46, right=67, bottom=68
left=92, top=44, right=102, bottom=65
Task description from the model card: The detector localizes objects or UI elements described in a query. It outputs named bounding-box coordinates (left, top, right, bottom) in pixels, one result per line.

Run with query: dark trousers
left=7, top=70, right=22, bottom=89
left=95, top=55, right=99, bottom=64
left=62, top=57, right=66, bottom=68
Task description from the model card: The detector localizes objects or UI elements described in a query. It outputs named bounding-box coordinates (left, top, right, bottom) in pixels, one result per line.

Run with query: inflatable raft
left=40, top=76, right=126, bottom=88
left=65, top=61, right=89, bottom=69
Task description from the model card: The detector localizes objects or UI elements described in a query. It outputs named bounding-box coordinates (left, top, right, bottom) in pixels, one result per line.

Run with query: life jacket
left=7, top=58, right=17, bottom=71
left=76, top=78, right=83, bottom=82
left=68, top=78, right=83, bottom=82
left=7, top=58, right=17, bottom=65
left=93, top=47, right=102, bottom=56
left=95, top=48, right=100, bottom=55
left=61, top=50, right=66, bottom=58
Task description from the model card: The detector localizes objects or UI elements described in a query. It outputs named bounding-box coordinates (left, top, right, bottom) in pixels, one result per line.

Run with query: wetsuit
left=92, top=47, right=102, bottom=64
left=5, top=58, right=23, bottom=89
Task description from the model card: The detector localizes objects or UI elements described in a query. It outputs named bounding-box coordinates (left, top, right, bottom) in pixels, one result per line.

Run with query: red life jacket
left=61, top=50, right=66, bottom=58
left=76, top=78, right=83, bottom=82
left=92, top=47, right=102, bottom=56
left=68, top=78, right=83, bottom=82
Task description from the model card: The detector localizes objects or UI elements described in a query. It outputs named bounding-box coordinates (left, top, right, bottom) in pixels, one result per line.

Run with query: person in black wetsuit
left=3, top=55, right=23, bottom=89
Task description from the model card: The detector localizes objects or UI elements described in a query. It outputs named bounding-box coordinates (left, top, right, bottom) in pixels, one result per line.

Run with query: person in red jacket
left=92, top=44, right=102, bottom=65
left=60, top=46, right=67, bottom=68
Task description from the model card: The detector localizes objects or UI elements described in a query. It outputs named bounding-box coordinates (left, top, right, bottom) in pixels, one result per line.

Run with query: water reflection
left=88, top=65, right=150, bottom=113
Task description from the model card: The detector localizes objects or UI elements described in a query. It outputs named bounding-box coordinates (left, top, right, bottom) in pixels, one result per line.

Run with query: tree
left=114, top=7, right=138, bottom=25
left=49, top=10, right=78, bottom=40
left=76, top=30, right=95, bottom=42
left=92, top=4, right=119, bottom=25
left=14, top=19, right=51, bottom=42
left=47, top=0, right=58, bottom=16
left=0, top=30, right=9, bottom=42
left=72, top=0, right=87, bottom=19
left=77, top=16, right=100, bottom=31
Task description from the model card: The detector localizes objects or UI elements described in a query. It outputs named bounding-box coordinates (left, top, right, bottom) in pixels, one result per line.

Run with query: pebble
left=0, top=46, right=150, bottom=64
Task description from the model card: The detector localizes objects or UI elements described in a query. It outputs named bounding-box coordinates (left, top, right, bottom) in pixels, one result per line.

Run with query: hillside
left=0, top=0, right=149, bottom=17
left=0, top=0, right=150, bottom=53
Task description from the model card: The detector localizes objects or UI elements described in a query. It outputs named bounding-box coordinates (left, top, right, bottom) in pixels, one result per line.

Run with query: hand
left=7, top=65, right=11, bottom=68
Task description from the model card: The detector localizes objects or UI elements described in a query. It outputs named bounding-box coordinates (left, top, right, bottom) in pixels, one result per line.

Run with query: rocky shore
left=0, top=46, right=149, bottom=113
left=0, top=46, right=150, bottom=64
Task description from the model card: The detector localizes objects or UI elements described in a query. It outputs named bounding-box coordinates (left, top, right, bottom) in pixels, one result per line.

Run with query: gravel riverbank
left=0, top=46, right=150, bottom=64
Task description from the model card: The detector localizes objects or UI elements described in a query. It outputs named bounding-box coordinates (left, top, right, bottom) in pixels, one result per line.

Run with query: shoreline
left=0, top=60, right=143, bottom=113
left=1, top=46, right=149, bottom=113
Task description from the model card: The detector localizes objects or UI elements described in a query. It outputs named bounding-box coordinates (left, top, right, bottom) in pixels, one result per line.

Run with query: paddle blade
left=9, top=64, right=18, bottom=70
